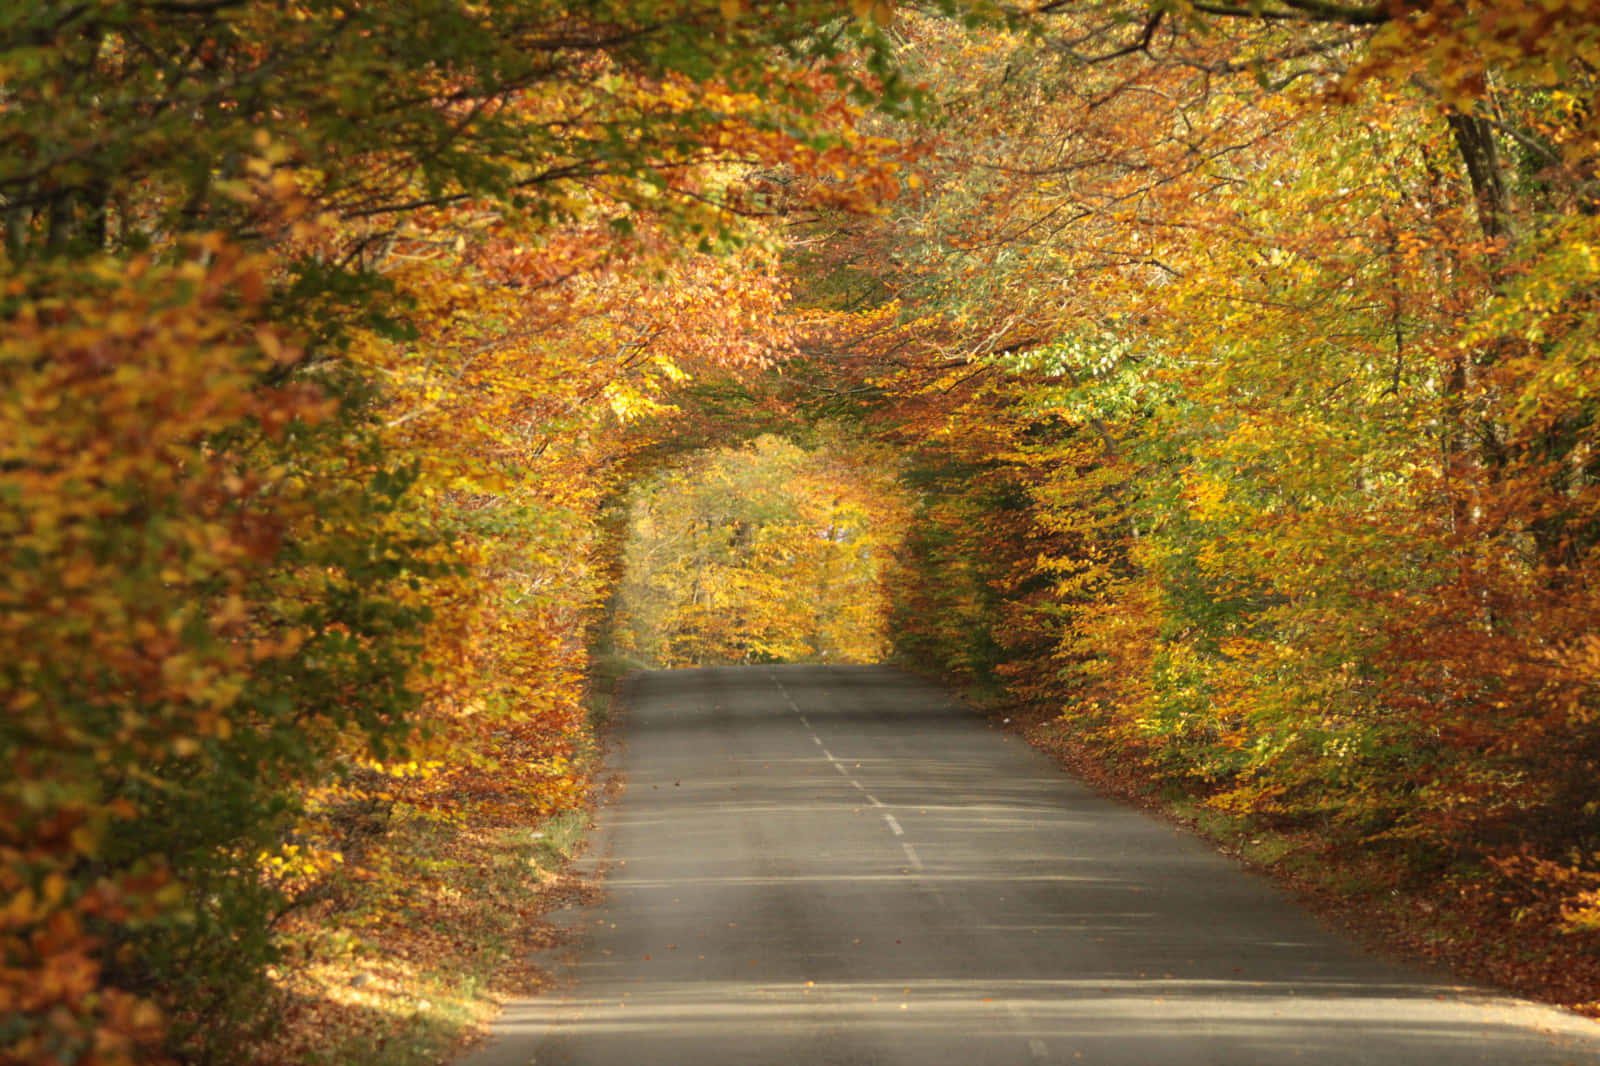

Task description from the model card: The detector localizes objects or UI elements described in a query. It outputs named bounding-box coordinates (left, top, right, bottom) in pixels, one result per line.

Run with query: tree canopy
left=11, top=0, right=1600, bottom=1060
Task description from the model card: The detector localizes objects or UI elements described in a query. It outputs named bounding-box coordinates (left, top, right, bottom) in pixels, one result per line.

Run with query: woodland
left=6, top=0, right=1600, bottom=1063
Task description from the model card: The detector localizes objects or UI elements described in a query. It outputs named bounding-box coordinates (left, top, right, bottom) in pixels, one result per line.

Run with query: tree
left=2, top=2, right=912, bottom=1061
left=787, top=0, right=1600, bottom=986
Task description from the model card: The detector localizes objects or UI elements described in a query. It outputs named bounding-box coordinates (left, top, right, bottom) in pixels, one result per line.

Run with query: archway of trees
left=11, top=1, right=1600, bottom=1061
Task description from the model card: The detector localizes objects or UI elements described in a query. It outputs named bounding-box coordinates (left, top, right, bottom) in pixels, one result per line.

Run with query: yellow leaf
left=70, top=823, right=100, bottom=857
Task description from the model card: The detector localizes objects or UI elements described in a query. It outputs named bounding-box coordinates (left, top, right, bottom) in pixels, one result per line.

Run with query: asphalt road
left=462, top=664, right=1600, bottom=1066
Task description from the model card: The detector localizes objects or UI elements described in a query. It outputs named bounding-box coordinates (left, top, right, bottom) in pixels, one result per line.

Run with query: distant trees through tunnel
left=608, top=432, right=907, bottom=667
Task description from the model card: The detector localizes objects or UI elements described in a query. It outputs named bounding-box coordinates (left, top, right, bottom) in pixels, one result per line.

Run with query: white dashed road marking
left=775, top=674, right=923, bottom=871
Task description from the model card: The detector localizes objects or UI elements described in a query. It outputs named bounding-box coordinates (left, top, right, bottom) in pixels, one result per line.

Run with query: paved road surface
left=462, top=664, right=1600, bottom=1065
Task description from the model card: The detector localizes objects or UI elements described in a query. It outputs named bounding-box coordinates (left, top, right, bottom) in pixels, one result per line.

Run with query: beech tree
left=2, top=2, right=911, bottom=1062
left=788, top=0, right=1600, bottom=996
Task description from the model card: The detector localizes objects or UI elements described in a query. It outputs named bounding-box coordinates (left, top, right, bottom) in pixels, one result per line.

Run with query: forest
left=6, top=0, right=1600, bottom=1062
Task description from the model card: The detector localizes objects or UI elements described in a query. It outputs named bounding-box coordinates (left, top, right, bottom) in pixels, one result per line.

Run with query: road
left=463, top=664, right=1600, bottom=1065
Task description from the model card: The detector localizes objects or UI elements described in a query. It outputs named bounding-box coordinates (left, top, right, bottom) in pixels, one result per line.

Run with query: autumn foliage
left=611, top=432, right=906, bottom=667
left=803, top=0, right=1600, bottom=1000
left=1, top=1, right=907, bottom=1061
left=14, top=0, right=1600, bottom=1058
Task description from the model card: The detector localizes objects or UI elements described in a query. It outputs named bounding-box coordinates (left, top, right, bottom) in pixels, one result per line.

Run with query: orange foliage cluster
left=2, top=243, right=340, bottom=1065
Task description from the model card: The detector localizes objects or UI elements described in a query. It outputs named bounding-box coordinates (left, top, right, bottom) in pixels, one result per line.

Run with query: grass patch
left=590, top=652, right=651, bottom=690
left=530, top=809, right=590, bottom=871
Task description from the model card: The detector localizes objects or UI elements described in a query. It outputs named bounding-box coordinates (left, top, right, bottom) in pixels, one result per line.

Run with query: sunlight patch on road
left=488, top=976, right=1600, bottom=1055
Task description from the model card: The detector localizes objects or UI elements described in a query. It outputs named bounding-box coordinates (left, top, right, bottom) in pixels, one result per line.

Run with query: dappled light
left=463, top=665, right=1600, bottom=1066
